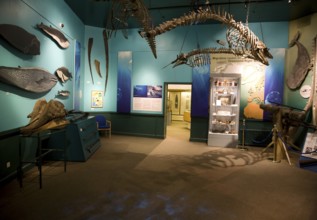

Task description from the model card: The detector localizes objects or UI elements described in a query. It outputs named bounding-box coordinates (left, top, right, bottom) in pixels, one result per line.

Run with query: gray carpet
left=0, top=121, right=316, bottom=220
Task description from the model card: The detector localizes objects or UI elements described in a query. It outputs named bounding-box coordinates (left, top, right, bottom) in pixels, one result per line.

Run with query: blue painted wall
left=0, top=0, right=85, bottom=132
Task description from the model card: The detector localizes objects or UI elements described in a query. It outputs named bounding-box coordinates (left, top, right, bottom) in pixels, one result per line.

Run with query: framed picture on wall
left=91, top=90, right=103, bottom=108
left=302, top=132, right=317, bottom=160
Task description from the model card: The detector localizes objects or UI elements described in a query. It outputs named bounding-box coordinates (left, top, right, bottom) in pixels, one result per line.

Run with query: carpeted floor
left=0, top=121, right=316, bottom=220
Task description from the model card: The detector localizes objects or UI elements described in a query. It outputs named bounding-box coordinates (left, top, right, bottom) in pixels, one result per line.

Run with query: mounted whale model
left=37, top=22, right=70, bottom=49
left=0, top=66, right=57, bottom=93
left=0, top=24, right=40, bottom=55
left=286, top=31, right=312, bottom=89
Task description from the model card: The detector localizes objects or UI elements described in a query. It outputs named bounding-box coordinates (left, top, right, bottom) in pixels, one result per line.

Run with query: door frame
left=163, top=82, right=192, bottom=138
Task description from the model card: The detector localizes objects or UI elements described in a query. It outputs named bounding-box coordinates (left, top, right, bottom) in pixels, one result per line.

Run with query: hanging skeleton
left=95, top=0, right=154, bottom=96
left=140, top=6, right=272, bottom=65
left=169, top=47, right=254, bottom=68
left=104, top=0, right=155, bottom=56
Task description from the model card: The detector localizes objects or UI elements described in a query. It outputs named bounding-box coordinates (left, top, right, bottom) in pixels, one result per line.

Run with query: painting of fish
left=0, top=66, right=57, bottom=93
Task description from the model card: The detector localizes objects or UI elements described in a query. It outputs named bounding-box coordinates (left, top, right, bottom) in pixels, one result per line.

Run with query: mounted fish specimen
left=57, top=90, right=70, bottom=97
left=286, top=31, right=313, bottom=89
left=0, top=66, right=57, bottom=93
left=55, top=66, right=72, bottom=83
left=37, top=23, right=70, bottom=49
left=139, top=6, right=272, bottom=65
left=94, top=59, right=102, bottom=78
left=20, top=99, right=69, bottom=135
left=0, top=24, right=40, bottom=55
left=88, top=37, right=94, bottom=84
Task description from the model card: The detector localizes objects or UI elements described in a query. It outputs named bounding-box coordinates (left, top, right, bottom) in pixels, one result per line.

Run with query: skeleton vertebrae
left=171, top=47, right=254, bottom=68
left=140, top=6, right=272, bottom=65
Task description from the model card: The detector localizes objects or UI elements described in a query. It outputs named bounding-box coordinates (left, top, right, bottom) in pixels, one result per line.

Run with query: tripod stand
left=261, top=124, right=292, bottom=165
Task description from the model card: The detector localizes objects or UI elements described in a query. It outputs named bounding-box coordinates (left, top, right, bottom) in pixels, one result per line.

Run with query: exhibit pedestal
left=45, top=116, right=101, bottom=162
left=208, top=133, right=238, bottom=147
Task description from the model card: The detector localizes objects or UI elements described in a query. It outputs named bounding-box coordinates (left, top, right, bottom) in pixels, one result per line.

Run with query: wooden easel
left=261, top=124, right=292, bottom=165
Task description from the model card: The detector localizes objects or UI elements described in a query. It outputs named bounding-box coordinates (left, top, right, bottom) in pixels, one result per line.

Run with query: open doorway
left=165, top=83, right=192, bottom=139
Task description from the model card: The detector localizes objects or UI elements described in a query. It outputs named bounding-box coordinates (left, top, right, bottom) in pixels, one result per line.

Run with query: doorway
left=165, top=83, right=192, bottom=139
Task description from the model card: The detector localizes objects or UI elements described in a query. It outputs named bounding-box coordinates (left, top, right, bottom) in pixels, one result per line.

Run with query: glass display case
left=208, top=74, right=241, bottom=147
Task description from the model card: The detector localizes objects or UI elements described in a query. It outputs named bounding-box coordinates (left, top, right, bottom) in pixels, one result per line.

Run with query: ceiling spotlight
left=288, top=0, right=292, bottom=3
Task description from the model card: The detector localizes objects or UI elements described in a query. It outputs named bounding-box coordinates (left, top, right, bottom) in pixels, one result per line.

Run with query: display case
left=208, top=74, right=241, bottom=147
left=44, top=116, right=101, bottom=162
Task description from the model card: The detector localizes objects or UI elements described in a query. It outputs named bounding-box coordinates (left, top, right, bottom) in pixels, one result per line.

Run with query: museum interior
left=1, top=0, right=317, bottom=219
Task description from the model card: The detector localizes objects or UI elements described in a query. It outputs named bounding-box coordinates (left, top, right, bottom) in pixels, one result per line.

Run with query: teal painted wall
left=0, top=0, right=85, bottom=184
left=0, top=0, right=302, bottom=184
left=0, top=0, right=289, bottom=138
left=83, top=22, right=289, bottom=113
left=82, top=21, right=289, bottom=140
left=0, top=0, right=85, bottom=132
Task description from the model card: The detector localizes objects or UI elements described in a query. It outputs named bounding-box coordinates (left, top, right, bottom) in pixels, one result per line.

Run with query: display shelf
left=208, top=74, right=241, bottom=147
left=18, top=128, right=67, bottom=189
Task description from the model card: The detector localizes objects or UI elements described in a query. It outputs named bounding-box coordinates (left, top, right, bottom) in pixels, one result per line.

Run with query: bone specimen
left=286, top=31, right=312, bottom=89
left=0, top=66, right=57, bottom=93
left=312, top=36, right=317, bottom=126
left=55, top=66, right=72, bottom=83
left=0, top=24, right=40, bottom=55
left=88, top=37, right=94, bottom=84
left=140, top=6, right=272, bottom=65
left=20, top=99, right=69, bottom=135
left=106, top=0, right=156, bottom=57
left=94, top=59, right=102, bottom=78
left=170, top=47, right=255, bottom=68
left=37, top=22, right=70, bottom=49
left=103, top=30, right=109, bottom=94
